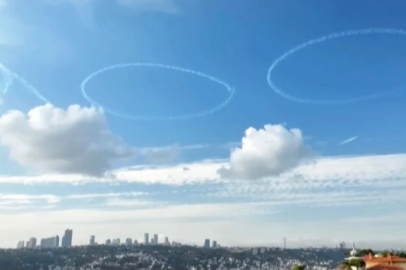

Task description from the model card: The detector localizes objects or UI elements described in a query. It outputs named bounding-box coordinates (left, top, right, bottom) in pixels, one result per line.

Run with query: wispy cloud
left=66, top=192, right=147, bottom=199
left=1, top=154, right=406, bottom=187
left=339, top=136, right=358, bottom=145
left=0, top=193, right=60, bottom=204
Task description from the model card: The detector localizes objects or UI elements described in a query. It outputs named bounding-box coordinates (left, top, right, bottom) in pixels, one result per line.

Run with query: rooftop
left=363, top=253, right=406, bottom=263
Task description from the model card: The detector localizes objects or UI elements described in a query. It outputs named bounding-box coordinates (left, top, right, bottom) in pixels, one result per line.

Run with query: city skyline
left=14, top=229, right=214, bottom=249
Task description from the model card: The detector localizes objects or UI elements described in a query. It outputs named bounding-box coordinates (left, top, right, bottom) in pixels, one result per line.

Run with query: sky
left=0, top=0, right=406, bottom=249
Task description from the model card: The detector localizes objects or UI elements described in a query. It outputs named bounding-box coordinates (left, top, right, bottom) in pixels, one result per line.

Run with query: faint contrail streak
left=0, top=63, right=51, bottom=104
left=81, top=63, right=235, bottom=121
left=339, top=136, right=358, bottom=145
left=267, top=28, right=406, bottom=104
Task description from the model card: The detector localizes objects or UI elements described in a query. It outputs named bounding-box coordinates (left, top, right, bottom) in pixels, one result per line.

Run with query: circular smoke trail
left=0, top=63, right=51, bottom=104
left=81, top=63, right=235, bottom=121
left=267, top=28, right=406, bottom=105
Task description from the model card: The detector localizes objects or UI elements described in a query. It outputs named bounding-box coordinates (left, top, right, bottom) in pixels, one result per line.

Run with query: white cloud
left=0, top=193, right=60, bottom=204
left=1, top=153, right=406, bottom=187
left=219, top=124, right=313, bottom=180
left=0, top=104, right=133, bottom=177
left=339, top=136, right=358, bottom=145
left=103, top=198, right=165, bottom=208
left=0, top=193, right=60, bottom=211
left=66, top=192, right=147, bottom=199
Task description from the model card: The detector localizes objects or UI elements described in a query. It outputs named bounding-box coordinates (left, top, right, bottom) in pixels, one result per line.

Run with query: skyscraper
left=144, top=233, right=149, bottom=245
left=61, top=229, right=73, bottom=247
left=165, top=237, right=169, bottom=246
left=16, top=240, right=25, bottom=249
left=112, top=238, right=120, bottom=245
left=106, top=239, right=111, bottom=245
left=27, top=237, right=37, bottom=248
left=204, top=239, right=210, bottom=249
left=212, top=241, right=217, bottom=249
left=40, top=236, right=59, bottom=248
left=153, top=234, right=158, bottom=245
left=126, top=238, right=132, bottom=245
left=89, top=235, right=95, bottom=245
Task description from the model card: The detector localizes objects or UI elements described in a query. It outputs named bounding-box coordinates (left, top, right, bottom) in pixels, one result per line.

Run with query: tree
left=292, top=264, right=306, bottom=270
left=397, top=253, right=406, bottom=258
left=349, top=259, right=366, bottom=270
left=340, top=261, right=352, bottom=270
left=359, top=249, right=374, bottom=256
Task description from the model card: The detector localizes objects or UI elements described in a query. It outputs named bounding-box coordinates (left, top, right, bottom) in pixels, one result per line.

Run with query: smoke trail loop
left=81, top=63, right=235, bottom=121
left=267, top=28, right=406, bottom=104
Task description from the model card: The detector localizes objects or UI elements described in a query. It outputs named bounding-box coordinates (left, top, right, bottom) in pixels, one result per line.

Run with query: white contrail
left=0, top=63, right=51, bottom=104
left=267, top=28, right=406, bottom=105
left=339, top=136, right=358, bottom=145
left=81, top=63, right=235, bottom=121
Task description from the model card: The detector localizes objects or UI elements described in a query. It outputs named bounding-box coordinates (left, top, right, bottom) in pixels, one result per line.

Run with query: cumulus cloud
left=219, top=124, right=313, bottom=180
left=0, top=104, right=133, bottom=176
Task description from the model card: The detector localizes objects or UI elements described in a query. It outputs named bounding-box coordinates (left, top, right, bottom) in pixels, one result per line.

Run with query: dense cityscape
left=14, top=229, right=217, bottom=250
left=3, top=229, right=406, bottom=270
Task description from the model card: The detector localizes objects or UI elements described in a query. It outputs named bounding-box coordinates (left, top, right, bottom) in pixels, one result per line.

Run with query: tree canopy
left=359, top=249, right=374, bottom=256
left=292, top=264, right=306, bottom=270
left=349, top=259, right=366, bottom=270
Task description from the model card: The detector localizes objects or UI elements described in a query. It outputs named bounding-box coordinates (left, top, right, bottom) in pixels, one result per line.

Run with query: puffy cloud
left=0, top=104, right=133, bottom=176
left=219, top=124, right=313, bottom=180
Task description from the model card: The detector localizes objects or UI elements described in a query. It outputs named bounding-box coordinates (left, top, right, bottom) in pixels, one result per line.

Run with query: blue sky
left=0, top=0, right=406, bottom=249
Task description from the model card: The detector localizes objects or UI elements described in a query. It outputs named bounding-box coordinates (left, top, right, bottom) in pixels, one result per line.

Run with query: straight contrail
left=0, top=63, right=51, bottom=104
left=339, top=136, right=358, bottom=145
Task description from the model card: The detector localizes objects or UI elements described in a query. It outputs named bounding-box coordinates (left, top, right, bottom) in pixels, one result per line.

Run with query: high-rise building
left=112, top=238, right=120, bottom=245
left=204, top=239, right=210, bottom=249
left=105, top=239, right=111, bottom=245
left=26, top=237, right=37, bottom=248
left=165, top=237, right=169, bottom=246
left=89, top=235, right=95, bottom=246
left=153, top=234, right=158, bottom=245
left=133, top=239, right=138, bottom=245
left=212, top=241, right=217, bottom=249
left=144, top=233, right=149, bottom=245
left=126, top=238, right=132, bottom=245
left=40, top=236, right=59, bottom=248
left=61, top=229, right=73, bottom=247
left=16, top=240, right=25, bottom=249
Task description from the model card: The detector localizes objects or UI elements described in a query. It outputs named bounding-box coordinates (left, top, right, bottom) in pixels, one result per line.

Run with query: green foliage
left=381, top=251, right=390, bottom=256
left=340, top=261, right=352, bottom=270
left=359, top=249, right=374, bottom=256
left=396, top=253, right=406, bottom=258
left=292, top=264, right=306, bottom=270
left=349, top=259, right=366, bottom=269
